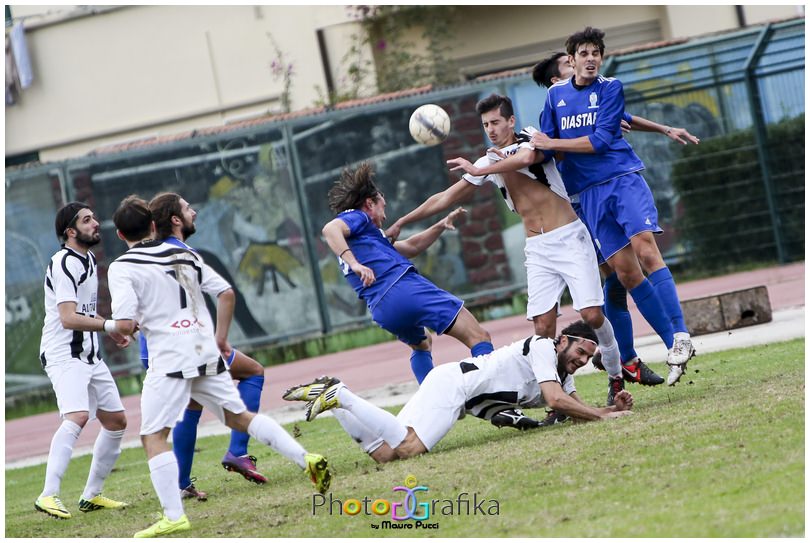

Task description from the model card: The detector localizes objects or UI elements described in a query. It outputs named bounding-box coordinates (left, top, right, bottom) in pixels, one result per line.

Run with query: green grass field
left=5, top=339, right=804, bottom=537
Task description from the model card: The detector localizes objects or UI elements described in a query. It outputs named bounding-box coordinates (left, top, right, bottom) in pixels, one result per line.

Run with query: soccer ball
left=409, top=104, right=451, bottom=146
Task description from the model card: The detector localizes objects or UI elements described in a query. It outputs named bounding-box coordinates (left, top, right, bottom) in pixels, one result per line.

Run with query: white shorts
left=44, top=359, right=125, bottom=419
left=396, top=363, right=466, bottom=451
left=140, top=369, right=246, bottom=435
left=524, top=219, right=604, bottom=319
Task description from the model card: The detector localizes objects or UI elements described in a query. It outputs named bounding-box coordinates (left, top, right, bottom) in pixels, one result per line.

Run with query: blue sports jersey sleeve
left=337, top=209, right=371, bottom=235
left=588, top=78, right=624, bottom=153
left=139, top=334, right=149, bottom=367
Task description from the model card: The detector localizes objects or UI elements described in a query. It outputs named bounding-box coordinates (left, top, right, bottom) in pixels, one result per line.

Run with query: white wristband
left=103, top=320, right=117, bottom=334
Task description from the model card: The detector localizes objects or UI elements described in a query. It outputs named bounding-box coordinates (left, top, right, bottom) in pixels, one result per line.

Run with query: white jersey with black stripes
left=108, top=240, right=223, bottom=377
left=39, top=246, right=104, bottom=366
left=458, top=336, right=576, bottom=419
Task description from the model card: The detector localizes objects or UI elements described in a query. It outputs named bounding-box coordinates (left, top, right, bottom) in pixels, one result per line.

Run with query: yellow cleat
left=134, top=513, right=191, bottom=538
left=35, top=495, right=72, bottom=519
left=304, top=453, right=332, bottom=494
left=78, top=494, right=128, bottom=512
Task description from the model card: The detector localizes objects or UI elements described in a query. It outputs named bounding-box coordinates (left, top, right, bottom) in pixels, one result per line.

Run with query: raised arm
left=626, top=115, right=700, bottom=145
left=386, top=180, right=476, bottom=241
left=393, top=207, right=466, bottom=259
left=447, top=147, right=540, bottom=177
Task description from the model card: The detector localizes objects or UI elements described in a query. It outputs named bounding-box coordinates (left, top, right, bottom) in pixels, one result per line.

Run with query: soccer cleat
left=622, top=358, right=664, bottom=386
left=304, top=382, right=343, bottom=422
left=490, top=408, right=542, bottom=430
left=304, top=453, right=332, bottom=494
left=180, top=478, right=208, bottom=502
left=35, top=495, right=71, bottom=519
left=134, top=513, right=191, bottom=538
left=78, top=494, right=128, bottom=512
left=541, top=410, right=569, bottom=425
left=221, top=452, right=268, bottom=484
left=667, top=336, right=696, bottom=386
left=590, top=350, right=605, bottom=371
left=283, top=376, right=341, bottom=402
left=607, top=375, right=625, bottom=407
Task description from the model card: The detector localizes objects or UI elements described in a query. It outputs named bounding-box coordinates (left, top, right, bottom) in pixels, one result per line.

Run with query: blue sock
left=648, top=267, right=688, bottom=334
left=410, top=350, right=434, bottom=384
left=603, top=273, right=637, bottom=363
left=229, top=375, right=265, bottom=457
left=629, top=279, right=674, bottom=349
left=173, top=408, right=202, bottom=490
left=470, top=341, right=494, bottom=357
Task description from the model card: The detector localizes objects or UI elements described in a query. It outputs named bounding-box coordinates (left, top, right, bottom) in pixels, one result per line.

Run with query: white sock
left=332, top=408, right=384, bottom=454
left=148, top=451, right=184, bottom=522
left=81, top=428, right=125, bottom=500
left=41, top=420, right=82, bottom=497
left=594, top=318, right=622, bottom=379
left=337, top=387, right=408, bottom=449
left=674, top=331, right=691, bottom=341
left=247, top=414, right=307, bottom=469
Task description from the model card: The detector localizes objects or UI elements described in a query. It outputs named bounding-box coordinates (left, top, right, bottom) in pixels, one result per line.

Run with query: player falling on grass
left=387, top=94, right=627, bottom=407
left=532, top=27, right=696, bottom=386
left=323, top=162, right=539, bottom=430
left=532, top=51, right=699, bottom=392
left=35, top=202, right=130, bottom=520
left=139, top=192, right=269, bottom=500
left=108, top=196, right=331, bottom=538
left=283, top=320, right=633, bottom=463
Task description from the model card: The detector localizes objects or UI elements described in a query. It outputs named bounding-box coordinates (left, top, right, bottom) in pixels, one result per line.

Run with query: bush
left=672, top=114, right=804, bottom=270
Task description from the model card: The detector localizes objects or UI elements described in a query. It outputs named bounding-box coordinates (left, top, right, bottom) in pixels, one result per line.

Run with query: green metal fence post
left=282, top=123, right=333, bottom=334
left=743, top=24, right=787, bottom=263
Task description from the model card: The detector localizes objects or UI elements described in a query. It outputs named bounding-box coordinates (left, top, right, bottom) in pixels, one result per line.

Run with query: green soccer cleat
left=134, top=513, right=191, bottom=538
left=304, top=382, right=342, bottom=422
left=78, top=494, right=128, bottom=512
left=35, top=495, right=71, bottom=519
left=304, top=453, right=332, bottom=494
left=282, top=376, right=341, bottom=402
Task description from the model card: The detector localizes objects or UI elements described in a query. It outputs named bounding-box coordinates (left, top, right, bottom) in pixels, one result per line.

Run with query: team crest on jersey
left=588, top=92, right=598, bottom=109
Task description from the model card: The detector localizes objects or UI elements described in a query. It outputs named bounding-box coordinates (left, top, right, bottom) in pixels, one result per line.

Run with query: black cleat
left=490, top=408, right=542, bottom=431
left=591, top=351, right=605, bottom=371
left=622, top=358, right=664, bottom=386
left=607, top=375, right=625, bottom=407
left=541, top=410, right=569, bottom=425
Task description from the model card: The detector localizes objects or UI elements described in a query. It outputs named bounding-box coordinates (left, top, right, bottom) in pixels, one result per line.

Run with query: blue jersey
left=140, top=236, right=196, bottom=364
left=540, top=75, right=644, bottom=195
left=337, top=209, right=413, bottom=310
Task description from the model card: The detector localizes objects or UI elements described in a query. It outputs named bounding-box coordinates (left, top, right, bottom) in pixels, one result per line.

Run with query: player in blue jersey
left=140, top=192, right=269, bottom=499
left=532, top=27, right=695, bottom=386
left=323, top=162, right=540, bottom=430
left=532, top=51, right=698, bottom=390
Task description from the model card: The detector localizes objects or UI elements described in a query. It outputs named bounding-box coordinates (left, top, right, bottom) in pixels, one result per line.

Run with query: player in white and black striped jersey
left=107, top=195, right=331, bottom=538
left=35, top=202, right=130, bottom=520
left=283, top=321, right=634, bottom=464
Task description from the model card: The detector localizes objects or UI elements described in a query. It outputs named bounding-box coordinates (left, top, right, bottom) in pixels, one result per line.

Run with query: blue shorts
left=571, top=200, right=606, bottom=265
left=579, top=172, right=663, bottom=262
left=371, top=270, right=464, bottom=346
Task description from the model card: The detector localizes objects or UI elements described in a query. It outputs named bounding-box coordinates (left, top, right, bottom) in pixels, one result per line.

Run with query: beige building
left=5, top=4, right=803, bottom=162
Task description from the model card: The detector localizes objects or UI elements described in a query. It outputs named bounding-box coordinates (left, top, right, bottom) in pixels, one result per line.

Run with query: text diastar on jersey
left=311, top=475, right=500, bottom=529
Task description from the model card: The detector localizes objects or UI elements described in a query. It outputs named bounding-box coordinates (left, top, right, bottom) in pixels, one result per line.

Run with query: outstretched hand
left=447, top=157, right=480, bottom=176
left=666, top=127, right=700, bottom=145
left=385, top=222, right=402, bottom=242
left=441, top=207, right=467, bottom=231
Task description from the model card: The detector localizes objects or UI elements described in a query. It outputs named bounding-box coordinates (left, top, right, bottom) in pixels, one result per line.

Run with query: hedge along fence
left=672, top=114, right=804, bottom=270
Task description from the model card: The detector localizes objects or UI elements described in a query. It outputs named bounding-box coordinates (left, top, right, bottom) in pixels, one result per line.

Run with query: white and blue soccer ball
left=409, top=104, right=451, bottom=146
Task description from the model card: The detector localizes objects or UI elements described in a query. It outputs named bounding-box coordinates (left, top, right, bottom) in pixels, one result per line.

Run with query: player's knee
left=533, top=320, right=555, bottom=338
left=412, top=334, right=432, bottom=351
left=394, top=428, right=428, bottom=459
left=604, top=275, right=628, bottom=310
left=66, top=411, right=90, bottom=429
left=225, top=410, right=253, bottom=433
left=579, top=307, right=604, bottom=328
left=101, top=412, right=127, bottom=432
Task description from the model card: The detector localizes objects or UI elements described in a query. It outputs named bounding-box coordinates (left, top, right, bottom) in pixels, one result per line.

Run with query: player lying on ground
left=283, top=320, right=633, bottom=463
left=323, top=162, right=539, bottom=429
left=107, top=196, right=332, bottom=538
